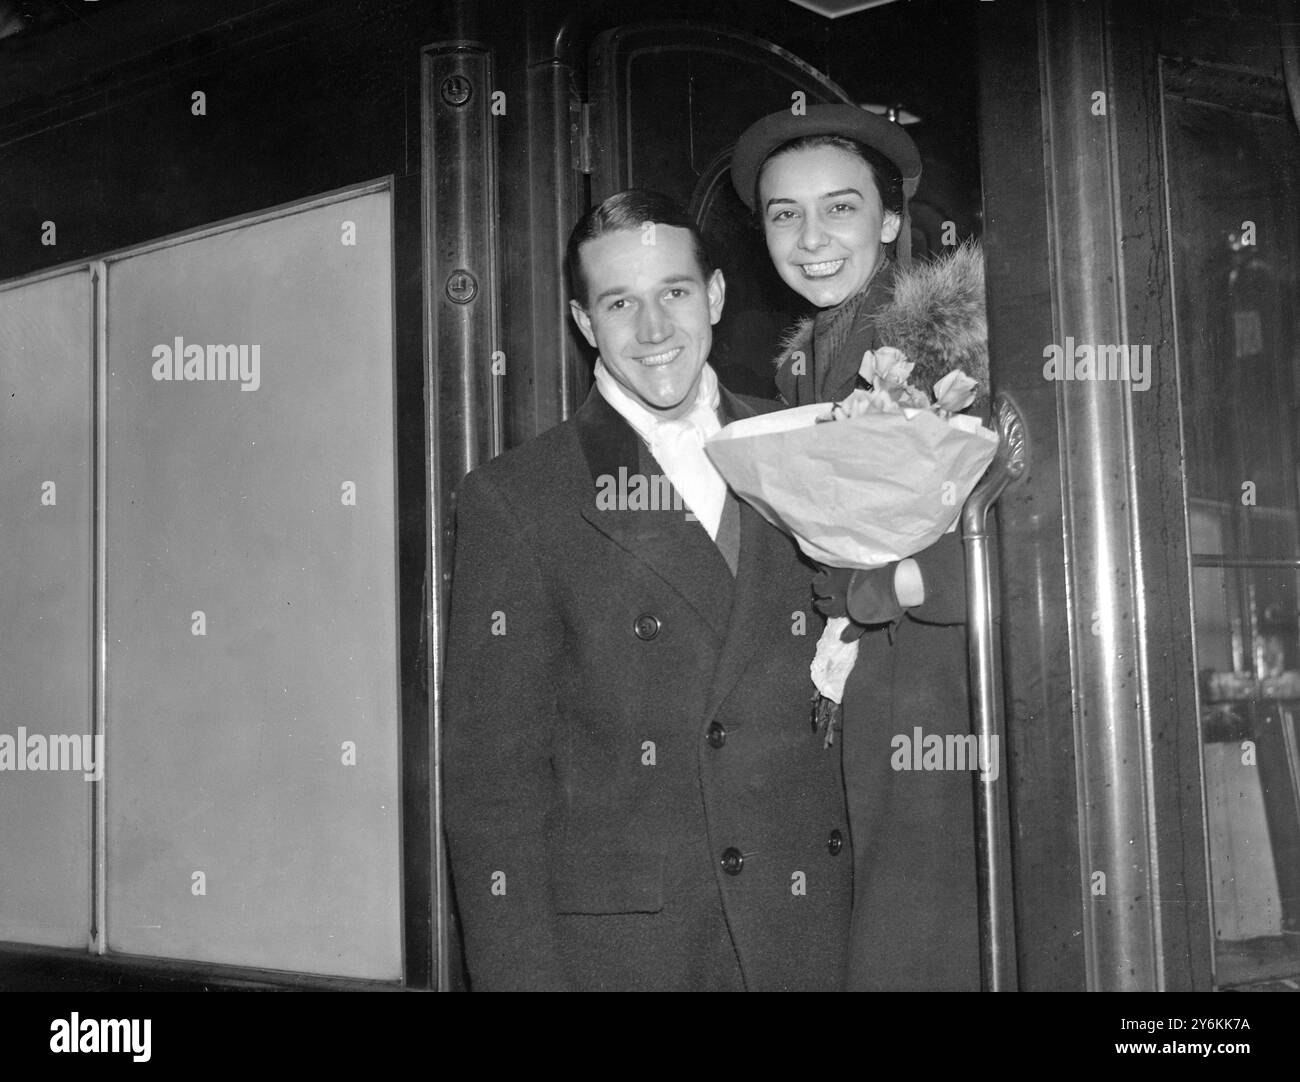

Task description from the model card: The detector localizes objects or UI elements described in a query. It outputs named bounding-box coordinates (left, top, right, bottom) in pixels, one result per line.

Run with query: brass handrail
left=962, top=392, right=1028, bottom=991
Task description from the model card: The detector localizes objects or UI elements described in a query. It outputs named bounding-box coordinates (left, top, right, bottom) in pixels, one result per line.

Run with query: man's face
left=759, top=145, right=901, bottom=308
left=570, top=224, right=725, bottom=421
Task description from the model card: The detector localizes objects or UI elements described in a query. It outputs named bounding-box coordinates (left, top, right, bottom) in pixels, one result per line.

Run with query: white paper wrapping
left=705, top=404, right=999, bottom=570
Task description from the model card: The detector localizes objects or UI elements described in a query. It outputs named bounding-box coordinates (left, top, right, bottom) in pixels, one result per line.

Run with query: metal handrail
left=962, top=392, right=1028, bottom=991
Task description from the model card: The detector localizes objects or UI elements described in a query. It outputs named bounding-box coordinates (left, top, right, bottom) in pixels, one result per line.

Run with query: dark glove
left=813, top=564, right=905, bottom=634
left=844, top=565, right=905, bottom=625
left=811, top=565, right=854, bottom=619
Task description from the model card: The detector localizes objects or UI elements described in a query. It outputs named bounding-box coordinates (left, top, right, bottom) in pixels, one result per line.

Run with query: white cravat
left=593, top=359, right=728, bottom=540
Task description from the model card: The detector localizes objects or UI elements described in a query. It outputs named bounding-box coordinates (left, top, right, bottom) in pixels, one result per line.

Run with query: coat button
left=826, top=829, right=844, bottom=856
left=633, top=613, right=660, bottom=640
left=706, top=721, right=726, bottom=748
left=720, top=847, right=744, bottom=875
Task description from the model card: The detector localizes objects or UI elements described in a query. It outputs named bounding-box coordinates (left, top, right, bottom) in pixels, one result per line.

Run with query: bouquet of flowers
left=704, top=346, right=998, bottom=570
left=704, top=344, right=998, bottom=713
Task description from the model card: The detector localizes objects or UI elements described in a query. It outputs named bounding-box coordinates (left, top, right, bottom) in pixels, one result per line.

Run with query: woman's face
left=757, top=145, right=901, bottom=308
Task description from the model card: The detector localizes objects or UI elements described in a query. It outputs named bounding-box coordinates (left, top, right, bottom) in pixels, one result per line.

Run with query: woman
left=731, top=104, right=988, bottom=991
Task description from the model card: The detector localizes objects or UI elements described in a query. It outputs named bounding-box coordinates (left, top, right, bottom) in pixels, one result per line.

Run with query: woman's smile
left=798, top=258, right=847, bottom=279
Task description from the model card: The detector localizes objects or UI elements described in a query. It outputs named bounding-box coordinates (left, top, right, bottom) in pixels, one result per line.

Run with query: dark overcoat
left=442, top=385, right=852, bottom=991
left=774, top=251, right=985, bottom=991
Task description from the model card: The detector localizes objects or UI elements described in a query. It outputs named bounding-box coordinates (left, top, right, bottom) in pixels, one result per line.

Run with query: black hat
left=730, top=103, right=922, bottom=211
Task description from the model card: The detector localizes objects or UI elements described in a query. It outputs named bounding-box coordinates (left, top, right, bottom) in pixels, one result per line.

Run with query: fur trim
left=771, top=241, right=988, bottom=397
left=876, top=240, right=988, bottom=397
left=773, top=316, right=814, bottom=371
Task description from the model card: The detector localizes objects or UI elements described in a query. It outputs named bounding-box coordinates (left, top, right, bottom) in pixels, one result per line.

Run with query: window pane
left=0, top=269, right=94, bottom=948
left=1167, top=86, right=1300, bottom=986
left=103, top=189, right=402, bottom=979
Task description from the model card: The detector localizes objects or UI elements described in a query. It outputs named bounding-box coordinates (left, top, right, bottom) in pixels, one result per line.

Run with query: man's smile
left=632, top=346, right=683, bottom=366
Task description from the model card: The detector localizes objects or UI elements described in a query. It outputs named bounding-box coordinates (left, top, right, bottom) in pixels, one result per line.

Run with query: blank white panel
left=104, top=189, right=401, bottom=979
left=0, top=270, right=94, bottom=947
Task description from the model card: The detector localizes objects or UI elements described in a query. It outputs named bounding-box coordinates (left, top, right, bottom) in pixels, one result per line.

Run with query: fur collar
left=773, top=240, right=988, bottom=402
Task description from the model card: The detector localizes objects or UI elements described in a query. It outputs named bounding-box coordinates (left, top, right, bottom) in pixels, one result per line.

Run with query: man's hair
left=565, top=189, right=715, bottom=308
left=756, top=134, right=906, bottom=218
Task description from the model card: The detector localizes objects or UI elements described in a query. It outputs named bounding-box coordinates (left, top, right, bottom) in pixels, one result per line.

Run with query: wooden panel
left=0, top=268, right=94, bottom=948
left=102, top=187, right=402, bottom=980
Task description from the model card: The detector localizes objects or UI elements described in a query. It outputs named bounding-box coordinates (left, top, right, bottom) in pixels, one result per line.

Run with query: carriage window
left=102, top=187, right=402, bottom=979
left=0, top=268, right=95, bottom=948
left=0, top=185, right=402, bottom=980
left=1166, top=78, right=1300, bottom=987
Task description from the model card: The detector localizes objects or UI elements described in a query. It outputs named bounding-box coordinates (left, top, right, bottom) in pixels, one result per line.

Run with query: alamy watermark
left=151, top=337, right=261, bottom=391
left=1042, top=337, right=1151, bottom=392
left=595, top=467, right=695, bottom=518
left=50, top=1013, right=150, bottom=1062
left=0, top=729, right=103, bottom=780
left=890, top=726, right=999, bottom=782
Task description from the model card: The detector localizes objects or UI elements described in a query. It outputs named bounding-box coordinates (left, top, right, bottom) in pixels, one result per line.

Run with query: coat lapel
left=575, top=381, right=806, bottom=716
left=703, top=387, right=810, bottom=723
left=704, top=487, right=805, bottom=726
left=576, top=387, right=733, bottom=640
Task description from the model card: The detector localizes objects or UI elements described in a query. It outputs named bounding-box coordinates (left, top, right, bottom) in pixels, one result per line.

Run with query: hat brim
left=730, top=103, right=922, bottom=211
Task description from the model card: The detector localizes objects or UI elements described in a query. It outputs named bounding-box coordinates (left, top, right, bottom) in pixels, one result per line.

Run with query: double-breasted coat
left=442, top=383, right=852, bottom=991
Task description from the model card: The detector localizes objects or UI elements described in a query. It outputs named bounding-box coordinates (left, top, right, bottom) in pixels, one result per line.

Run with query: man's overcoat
left=442, top=385, right=852, bottom=991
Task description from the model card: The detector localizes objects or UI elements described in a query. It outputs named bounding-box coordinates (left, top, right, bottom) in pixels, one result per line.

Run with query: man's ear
left=880, top=211, right=902, bottom=244
left=707, top=268, right=726, bottom=326
left=569, top=299, right=597, bottom=349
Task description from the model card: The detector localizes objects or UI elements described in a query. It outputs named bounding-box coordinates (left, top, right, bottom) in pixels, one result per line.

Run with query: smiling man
left=441, top=189, right=852, bottom=991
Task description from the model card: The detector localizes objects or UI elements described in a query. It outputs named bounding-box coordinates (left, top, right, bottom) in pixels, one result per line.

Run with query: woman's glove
left=813, top=565, right=906, bottom=626
left=811, top=566, right=855, bottom=619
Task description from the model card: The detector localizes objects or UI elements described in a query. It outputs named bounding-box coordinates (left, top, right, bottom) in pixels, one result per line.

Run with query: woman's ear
left=880, top=210, right=902, bottom=244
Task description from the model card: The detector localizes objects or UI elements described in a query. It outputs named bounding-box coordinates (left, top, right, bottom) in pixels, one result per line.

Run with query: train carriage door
left=584, top=23, right=857, bottom=400
left=978, top=0, right=1300, bottom=991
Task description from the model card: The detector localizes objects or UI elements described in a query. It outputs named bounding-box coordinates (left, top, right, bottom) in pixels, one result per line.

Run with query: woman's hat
left=730, top=103, right=922, bottom=211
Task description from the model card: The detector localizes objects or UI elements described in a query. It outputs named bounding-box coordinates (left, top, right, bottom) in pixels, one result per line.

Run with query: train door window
left=0, top=268, right=95, bottom=949
left=1167, top=66, right=1300, bottom=987
left=585, top=21, right=981, bottom=405
left=586, top=24, right=858, bottom=400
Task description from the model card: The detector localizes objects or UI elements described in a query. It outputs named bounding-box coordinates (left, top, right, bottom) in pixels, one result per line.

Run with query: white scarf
left=593, top=359, right=727, bottom=540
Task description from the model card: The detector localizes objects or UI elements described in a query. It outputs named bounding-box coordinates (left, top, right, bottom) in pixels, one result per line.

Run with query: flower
left=933, top=369, right=978, bottom=414
left=818, top=349, right=978, bottom=421
left=859, top=346, right=915, bottom=390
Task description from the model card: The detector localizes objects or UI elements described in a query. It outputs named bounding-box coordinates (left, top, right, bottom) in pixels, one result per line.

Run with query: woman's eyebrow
left=763, top=187, right=863, bottom=212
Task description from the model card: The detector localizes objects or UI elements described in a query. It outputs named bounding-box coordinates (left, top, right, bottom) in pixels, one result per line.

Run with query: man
left=441, top=190, right=851, bottom=991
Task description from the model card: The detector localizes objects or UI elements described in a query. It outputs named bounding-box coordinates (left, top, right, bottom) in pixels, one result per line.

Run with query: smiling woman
left=731, top=103, right=987, bottom=991
left=758, top=142, right=901, bottom=309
